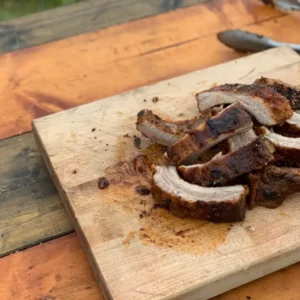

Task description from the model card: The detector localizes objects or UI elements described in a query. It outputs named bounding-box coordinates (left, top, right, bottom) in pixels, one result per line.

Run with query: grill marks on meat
left=167, top=102, right=253, bottom=165
left=196, top=83, right=293, bottom=125
left=135, top=78, right=300, bottom=223
left=152, top=166, right=248, bottom=222
left=254, top=78, right=300, bottom=133
left=178, top=137, right=274, bottom=187
left=254, top=77, right=300, bottom=110
left=136, top=109, right=205, bottom=146
left=248, top=166, right=300, bottom=209
left=228, top=129, right=257, bottom=152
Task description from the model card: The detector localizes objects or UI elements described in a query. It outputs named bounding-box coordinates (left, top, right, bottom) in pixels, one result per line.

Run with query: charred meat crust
left=273, top=123, right=300, bottom=137
left=254, top=77, right=300, bottom=110
left=136, top=109, right=206, bottom=146
left=274, top=146, right=300, bottom=167
left=179, top=137, right=274, bottom=187
left=137, top=109, right=204, bottom=135
left=248, top=166, right=300, bottom=209
left=197, top=83, right=293, bottom=125
left=212, top=84, right=292, bottom=119
left=152, top=166, right=248, bottom=223
left=167, top=102, right=253, bottom=165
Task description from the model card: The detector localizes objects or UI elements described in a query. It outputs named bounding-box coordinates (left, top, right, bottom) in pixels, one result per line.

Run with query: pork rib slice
left=136, top=109, right=205, bottom=146
left=167, top=102, right=253, bottom=165
left=254, top=77, right=300, bottom=132
left=152, top=165, right=248, bottom=223
left=254, top=77, right=300, bottom=110
left=228, top=129, right=257, bottom=152
left=196, top=83, right=293, bottom=125
left=261, top=126, right=300, bottom=165
left=285, top=112, right=300, bottom=133
left=248, top=165, right=300, bottom=209
left=178, top=137, right=274, bottom=187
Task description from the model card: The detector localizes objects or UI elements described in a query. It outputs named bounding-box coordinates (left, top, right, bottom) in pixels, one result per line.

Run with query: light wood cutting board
left=33, top=46, right=300, bottom=300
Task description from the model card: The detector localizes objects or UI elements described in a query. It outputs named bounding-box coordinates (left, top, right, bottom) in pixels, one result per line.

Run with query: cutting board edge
left=167, top=247, right=300, bottom=300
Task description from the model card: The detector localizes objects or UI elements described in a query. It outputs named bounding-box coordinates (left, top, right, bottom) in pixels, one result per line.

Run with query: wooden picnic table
left=1, top=0, right=300, bottom=299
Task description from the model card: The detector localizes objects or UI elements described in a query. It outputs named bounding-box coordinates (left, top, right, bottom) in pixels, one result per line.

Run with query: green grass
left=0, top=0, right=79, bottom=21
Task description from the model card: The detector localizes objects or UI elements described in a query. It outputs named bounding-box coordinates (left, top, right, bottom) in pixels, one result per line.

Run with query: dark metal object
left=217, top=29, right=300, bottom=54
left=261, top=0, right=300, bottom=11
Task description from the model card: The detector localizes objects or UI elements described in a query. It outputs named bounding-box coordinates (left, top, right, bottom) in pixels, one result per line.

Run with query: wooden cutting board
left=33, top=46, right=300, bottom=300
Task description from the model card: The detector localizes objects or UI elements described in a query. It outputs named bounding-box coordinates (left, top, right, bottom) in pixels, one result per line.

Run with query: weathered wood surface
left=1, top=233, right=300, bottom=300
left=0, top=0, right=209, bottom=54
left=0, top=0, right=289, bottom=140
left=0, top=133, right=73, bottom=257
left=33, top=47, right=300, bottom=300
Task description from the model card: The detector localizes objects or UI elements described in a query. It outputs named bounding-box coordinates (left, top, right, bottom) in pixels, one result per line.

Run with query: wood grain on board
left=0, top=133, right=73, bottom=257
left=0, top=0, right=292, bottom=141
left=0, top=0, right=209, bottom=54
left=33, top=48, right=300, bottom=300
left=1, top=233, right=299, bottom=300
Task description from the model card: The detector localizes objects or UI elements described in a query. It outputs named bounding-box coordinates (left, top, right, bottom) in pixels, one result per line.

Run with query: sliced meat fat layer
left=136, top=109, right=205, bottom=146
left=285, top=112, right=300, bottom=133
left=178, top=137, right=274, bottom=187
left=152, top=166, right=248, bottom=223
left=196, top=83, right=293, bottom=125
left=167, top=102, right=253, bottom=165
left=228, top=129, right=257, bottom=152
left=261, top=126, right=300, bottom=165
left=254, top=77, right=300, bottom=110
left=248, top=166, right=300, bottom=209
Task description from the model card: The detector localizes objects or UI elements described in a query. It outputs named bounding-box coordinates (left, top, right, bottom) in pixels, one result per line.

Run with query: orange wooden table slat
left=0, top=234, right=103, bottom=300
left=0, top=0, right=284, bottom=140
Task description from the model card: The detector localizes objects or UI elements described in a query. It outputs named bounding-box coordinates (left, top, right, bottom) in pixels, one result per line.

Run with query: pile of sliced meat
left=136, top=77, right=300, bottom=223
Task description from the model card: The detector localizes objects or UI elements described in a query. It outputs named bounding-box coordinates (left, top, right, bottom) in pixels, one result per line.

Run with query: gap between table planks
left=33, top=47, right=300, bottom=300
left=1, top=0, right=299, bottom=260
left=0, top=0, right=291, bottom=140
left=1, top=233, right=300, bottom=300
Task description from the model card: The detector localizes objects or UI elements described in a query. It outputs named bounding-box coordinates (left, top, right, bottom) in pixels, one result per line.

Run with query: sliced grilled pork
left=254, top=77, right=300, bottom=110
left=178, top=137, right=274, bottom=187
left=248, top=166, right=300, bottom=209
left=152, top=166, right=248, bottom=222
left=167, top=102, right=253, bottom=165
left=273, top=113, right=300, bottom=136
left=285, top=113, right=300, bottom=133
left=261, top=127, right=300, bottom=164
left=228, top=129, right=257, bottom=152
left=136, top=109, right=205, bottom=146
left=196, top=83, right=293, bottom=125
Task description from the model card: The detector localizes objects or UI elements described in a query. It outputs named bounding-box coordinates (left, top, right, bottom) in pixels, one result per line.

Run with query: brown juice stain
left=101, top=135, right=230, bottom=254
left=123, top=231, right=138, bottom=247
